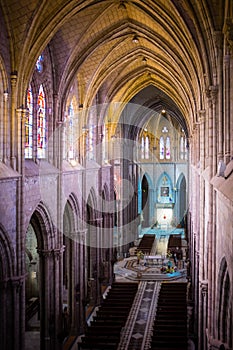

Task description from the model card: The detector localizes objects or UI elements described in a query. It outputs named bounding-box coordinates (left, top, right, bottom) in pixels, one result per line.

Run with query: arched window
left=37, top=85, right=46, bottom=158
left=180, top=136, right=184, bottom=159
left=25, top=85, right=33, bottom=158
left=159, top=136, right=164, bottom=159
left=141, top=137, right=145, bottom=159
left=36, top=54, right=44, bottom=73
left=145, top=136, right=149, bottom=159
left=180, top=135, right=188, bottom=160
left=102, top=124, right=107, bottom=162
left=165, top=136, right=171, bottom=159
left=68, top=101, right=74, bottom=159
left=89, top=126, right=94, bottom=159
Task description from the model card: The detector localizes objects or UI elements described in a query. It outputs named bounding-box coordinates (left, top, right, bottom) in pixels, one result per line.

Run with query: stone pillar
left=207, top=86, right=218, bottom=344
left=11, top=276, right=24, bottom=350
left=78, top=229, right=87, bottom=333
left=52, top=247, right=64, bottom=350
left=3, top=90, right=9, bottom=163
left=213, top=31, right=224, bottom=163
left=87, top=218, right=103, bottom=305
left=10, top=73, right=17, bottom=169
left=223, top=54, right=231, bottom=164
left=37, top=249, right=53, bottom=350
left=201, top=280, right=208, bottom=350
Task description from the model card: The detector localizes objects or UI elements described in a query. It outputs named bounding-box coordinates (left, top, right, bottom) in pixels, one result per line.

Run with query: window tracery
left=37, top=85, right=46, bottom=158
left=25, top=85, right=33, bottom=158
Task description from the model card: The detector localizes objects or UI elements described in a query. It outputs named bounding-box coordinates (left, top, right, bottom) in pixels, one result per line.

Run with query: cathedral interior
left=0, top=1, right=232, bottom=350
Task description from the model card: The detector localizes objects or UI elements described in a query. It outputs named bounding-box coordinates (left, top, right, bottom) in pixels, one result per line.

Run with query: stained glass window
left=141, top=137, right=145, bottom=159
left=165, top=137, right=171, bottom=159
left=145, top=136, right=149, bottom=159
left=37, top=85, right=46, bottom=158
left=180, top=136, right=184, bottom=159
left=159, top=136, right=164, bottom=159
left=25, top=85, right=33, bottom=158
left=36, top=54, right=44, bottom=73
left=68, top=101, right=74, bottom=159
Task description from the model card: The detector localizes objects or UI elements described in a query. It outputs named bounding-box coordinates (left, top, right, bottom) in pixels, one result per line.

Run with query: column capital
left=206, top=85, right=218, bottom=104
left=198, top=110, right=206, bottom=123
left=213, top=30, right=223, bottom=50
left=10, top=275, right=25, bottom=292
left=225, top=17, right=233, bottom=51
left=37, top=248, right=52, bottom=258
left=53, top=246, right=65, bottom=259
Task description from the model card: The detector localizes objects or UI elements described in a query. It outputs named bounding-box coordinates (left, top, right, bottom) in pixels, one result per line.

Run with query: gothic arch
left=62, top=193, right=81, bottom=335
left=0, top=225, right=15, bottom=350
left=216, top=257, right=232, bottom=347
left=176, top=173, right=187, bottom=226
left=25, top=202, right=59, bottom=350
left=140, top=173, right=153, bottom=227
left=30, top=201, right=56, bottom=250
left=0, top=224, right=14, bottom=280
left=64, top=192, right=81, bottom=234
left=86, top=187, right=98, bottom=222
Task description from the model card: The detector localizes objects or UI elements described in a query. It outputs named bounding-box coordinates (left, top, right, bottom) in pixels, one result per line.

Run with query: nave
left=77, top=279, right=188, bottom=350
left=76, top=231, right=189, bottom=350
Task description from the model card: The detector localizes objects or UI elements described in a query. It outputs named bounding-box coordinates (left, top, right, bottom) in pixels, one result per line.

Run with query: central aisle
left=117, top=281, right=161, bottom=350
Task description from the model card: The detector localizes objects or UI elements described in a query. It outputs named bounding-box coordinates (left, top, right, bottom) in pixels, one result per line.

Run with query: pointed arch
left=0, top=224, right=14, bottom=280
left=64, top=192, right=81, bottom=234
left=0, top=225, right=15, bottom=350
left=30, top=201, right=55, bottom=250
left=176, top=173, right=187, bottom=225
left=86, top=187, right=98, bottom=222
left=216, top=258, right=232, bottom=346
left=156, top=172, right=174, bottom=203
left=140, top=173, right=153, bottom=227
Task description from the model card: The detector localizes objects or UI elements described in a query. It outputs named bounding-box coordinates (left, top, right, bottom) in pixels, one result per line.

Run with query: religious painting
left=161, top=186, right=169, bottom=197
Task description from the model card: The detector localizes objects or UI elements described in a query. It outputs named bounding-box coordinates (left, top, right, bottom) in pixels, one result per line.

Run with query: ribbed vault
left=0, top=0, right=221, bottom=134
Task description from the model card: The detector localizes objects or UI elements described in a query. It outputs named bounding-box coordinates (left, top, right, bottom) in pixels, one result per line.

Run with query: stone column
left=201, top=280, right=208, bottom=350
left=207, top=87, right=218, bottom=344
left=10, top=73, right=17, bottom=169
left=213, top=31, right=224, bottom=163
left=52, top=247, right=64, bottom=350
left=37, top=249, right=53, bottom=350
left=78, top=229, right=87, bottom=333
left=11, top=276, right=24, bottom=350
left=223, top=53, right=231, bottom=164
left=77, top=229, right=87, bottom=333
left=3, top=90, right=9, bottom=163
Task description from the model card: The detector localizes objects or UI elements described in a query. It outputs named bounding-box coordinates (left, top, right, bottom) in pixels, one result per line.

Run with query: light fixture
left=161, top=109, right=166, bottom=114
left=132, top=35, right=139, bottom=43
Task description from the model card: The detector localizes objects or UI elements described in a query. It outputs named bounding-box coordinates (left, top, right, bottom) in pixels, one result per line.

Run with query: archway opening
left=141, top=175, right=149, bottom=227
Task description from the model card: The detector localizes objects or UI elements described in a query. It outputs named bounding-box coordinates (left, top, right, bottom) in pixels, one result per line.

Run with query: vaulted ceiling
left=0, top=0, right=225, bottom=134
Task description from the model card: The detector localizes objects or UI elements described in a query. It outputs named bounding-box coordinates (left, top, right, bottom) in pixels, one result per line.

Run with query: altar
left=143, top=254, right=169, bottom=266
